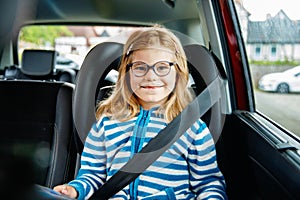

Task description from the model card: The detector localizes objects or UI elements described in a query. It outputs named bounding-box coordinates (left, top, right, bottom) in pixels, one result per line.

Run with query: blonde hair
left=96, top=25, right=194, bottom=122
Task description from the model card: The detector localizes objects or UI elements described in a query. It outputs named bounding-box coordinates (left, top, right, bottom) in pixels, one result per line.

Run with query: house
left=55, top=26, right=133, bottom=56
left=235, top=0, right=300, bottom=62
left=247, top=10, right=300, bottom=61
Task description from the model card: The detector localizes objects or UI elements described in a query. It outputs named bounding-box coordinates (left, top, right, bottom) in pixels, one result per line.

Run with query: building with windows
left=235, top=1, right=300, bottom=62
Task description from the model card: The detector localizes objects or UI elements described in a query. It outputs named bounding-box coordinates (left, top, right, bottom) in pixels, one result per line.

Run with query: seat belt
left=90, top=75, right=225, bottom=200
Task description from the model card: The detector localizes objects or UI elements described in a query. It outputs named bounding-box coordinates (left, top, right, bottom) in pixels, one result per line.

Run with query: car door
left=217, top=0, right=300, bottom=199
left=291, top=72, right=300, bottom=91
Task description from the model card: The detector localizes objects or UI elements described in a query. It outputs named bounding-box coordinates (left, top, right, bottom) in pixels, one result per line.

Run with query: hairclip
left=126, top=44, right=133, bottom=56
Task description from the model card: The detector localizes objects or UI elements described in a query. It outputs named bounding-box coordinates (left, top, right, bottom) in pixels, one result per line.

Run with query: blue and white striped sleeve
left=188, top=120, right=227, bottom=200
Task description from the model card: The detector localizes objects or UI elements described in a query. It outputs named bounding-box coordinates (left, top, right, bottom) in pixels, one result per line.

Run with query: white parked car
left=258, top=66, right=300, bottom=93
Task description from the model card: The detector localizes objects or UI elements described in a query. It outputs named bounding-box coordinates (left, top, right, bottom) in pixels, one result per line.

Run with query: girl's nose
left=144, top=68, right=158, bottom=80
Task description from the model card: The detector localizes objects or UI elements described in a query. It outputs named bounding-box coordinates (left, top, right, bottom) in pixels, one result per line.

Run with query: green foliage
left=249, top=60, right=300, bottom=66
left=19, top=26, right=73, bottom=46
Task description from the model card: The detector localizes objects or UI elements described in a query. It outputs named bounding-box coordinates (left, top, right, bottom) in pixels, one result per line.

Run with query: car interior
left=0, top=0, right=300, bottom=200
left=2, top=49, right=76, bottom=83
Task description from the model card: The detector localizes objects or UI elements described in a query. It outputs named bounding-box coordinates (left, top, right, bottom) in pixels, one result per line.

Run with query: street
left=254, top=90, right=300, bottom=137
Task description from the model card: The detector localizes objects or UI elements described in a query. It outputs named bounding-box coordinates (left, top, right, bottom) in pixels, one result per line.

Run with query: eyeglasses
left=127, top=61, right=175, bottom=77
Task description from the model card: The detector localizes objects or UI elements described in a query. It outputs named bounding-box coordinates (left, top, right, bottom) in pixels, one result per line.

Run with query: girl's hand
left=53, top=184, right=78, bottom=199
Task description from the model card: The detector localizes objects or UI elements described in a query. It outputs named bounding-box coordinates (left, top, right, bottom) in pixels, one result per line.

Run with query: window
left=255, top=46, right=261, bottom=57
left=234, top=0, right=300, bottom=138
left=271, top=46, right=276, bottom=57
left=18, top=25, right=141, bottom=71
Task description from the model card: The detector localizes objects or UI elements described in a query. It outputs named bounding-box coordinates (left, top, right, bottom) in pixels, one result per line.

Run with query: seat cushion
left=0, top=80, right=76, bottom=187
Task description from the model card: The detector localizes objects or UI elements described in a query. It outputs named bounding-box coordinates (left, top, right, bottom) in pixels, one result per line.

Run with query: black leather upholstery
left=0, top=80, right=77, bottom=188
left=21, top=49, right=56, bottom=77
left=73, top=42, right=123, bottom=152
left=184, top=44, right=226, bottom=142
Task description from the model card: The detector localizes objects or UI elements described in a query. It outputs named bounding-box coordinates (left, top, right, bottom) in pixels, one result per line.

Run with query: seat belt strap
left=90, top=76, right=224, bottom=200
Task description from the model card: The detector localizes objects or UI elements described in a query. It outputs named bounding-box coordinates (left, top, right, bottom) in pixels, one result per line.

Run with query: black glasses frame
left=127, top=61, right=175, bottom=77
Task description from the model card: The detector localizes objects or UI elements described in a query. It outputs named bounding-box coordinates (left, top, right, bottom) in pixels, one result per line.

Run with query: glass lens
left=154, top=61, right=171, bottom=76
left=130, top=61, right=172, bottom=76
left=131, top=62, right=148, bottom=76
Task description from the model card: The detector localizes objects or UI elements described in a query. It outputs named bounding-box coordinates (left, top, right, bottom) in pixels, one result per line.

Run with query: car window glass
left=234, top=0, right=300, bottom=138
left=18, top=25, right=142, bottom=72
left=18, top=25, right=205, bottom=83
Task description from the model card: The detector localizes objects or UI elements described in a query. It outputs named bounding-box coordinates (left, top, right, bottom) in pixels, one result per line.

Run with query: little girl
left=54, top=25, right=227, bottom=200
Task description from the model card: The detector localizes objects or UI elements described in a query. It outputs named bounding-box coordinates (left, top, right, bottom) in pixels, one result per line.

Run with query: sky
left=242, top=0, right=300, bottom=21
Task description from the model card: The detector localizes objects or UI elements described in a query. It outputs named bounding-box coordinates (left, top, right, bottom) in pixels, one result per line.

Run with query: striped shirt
left=68, top=107, right=227, bottom=200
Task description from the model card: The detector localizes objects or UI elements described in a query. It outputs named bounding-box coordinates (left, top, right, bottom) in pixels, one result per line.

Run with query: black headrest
left=73, top=42, right=124, bottom=143
left=21, top=49, right=56, bottom=76
left=184, top=45, right=226, bottom=142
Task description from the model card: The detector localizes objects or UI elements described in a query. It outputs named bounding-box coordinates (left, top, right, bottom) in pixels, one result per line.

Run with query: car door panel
left=220, top=111, right=300, bottom=200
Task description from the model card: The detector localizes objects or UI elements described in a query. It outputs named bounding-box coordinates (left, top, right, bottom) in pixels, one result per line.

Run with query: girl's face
left=129, top=49, right=177, bottom=110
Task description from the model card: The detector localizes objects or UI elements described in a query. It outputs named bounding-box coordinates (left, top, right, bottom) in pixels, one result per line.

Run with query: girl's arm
left=188, top=120, right=227, bottom=200
left=68, top=120, right=107, bottom=200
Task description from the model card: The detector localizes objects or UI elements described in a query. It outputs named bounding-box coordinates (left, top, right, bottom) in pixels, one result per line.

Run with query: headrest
left=73, top=42, right=124, bottom=143
left=21, top=49, right=56, bottom=76
left=184, top=45, right=226, bottom=142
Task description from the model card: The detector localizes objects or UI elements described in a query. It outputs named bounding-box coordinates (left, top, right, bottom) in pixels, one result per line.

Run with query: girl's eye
left=134, top=66, right=147, bottom=71
left=157, top=66, right=169, bottom=71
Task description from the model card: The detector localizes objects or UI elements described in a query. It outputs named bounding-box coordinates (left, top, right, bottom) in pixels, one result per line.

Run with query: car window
left=18, top=26, right=142, bottom=71
left=234, top=0, right=300, bottom=138
left=18, top=25, right=202, bottom=87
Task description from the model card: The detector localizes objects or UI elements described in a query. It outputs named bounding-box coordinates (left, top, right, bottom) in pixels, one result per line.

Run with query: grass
left=250, top=60, right=300, bottom=66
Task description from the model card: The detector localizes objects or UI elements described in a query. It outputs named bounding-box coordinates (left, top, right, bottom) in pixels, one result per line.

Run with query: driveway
left=255, top=90, right=300, bottom=138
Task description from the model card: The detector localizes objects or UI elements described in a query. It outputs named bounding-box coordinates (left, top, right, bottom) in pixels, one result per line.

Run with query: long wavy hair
left=96, top=25, right=194, bottom=122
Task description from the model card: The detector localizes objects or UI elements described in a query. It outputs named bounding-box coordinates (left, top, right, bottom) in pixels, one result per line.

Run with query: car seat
left=0, top=80, right=77, bottom=188
left=72, top=41, right=225, bottom=153
left=3, top=49, right=76, bottom=83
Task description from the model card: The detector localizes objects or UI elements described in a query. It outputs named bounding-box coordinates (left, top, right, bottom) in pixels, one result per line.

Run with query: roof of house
left=247, top=10, right=300, bottom=44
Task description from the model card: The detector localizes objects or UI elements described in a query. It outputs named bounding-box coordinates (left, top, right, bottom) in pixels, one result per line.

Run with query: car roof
left=13, top=0, right=199, bottom=25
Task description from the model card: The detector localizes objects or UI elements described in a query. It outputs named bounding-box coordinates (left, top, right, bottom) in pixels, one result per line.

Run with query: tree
left=19, top=26, right=73, bottom=46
